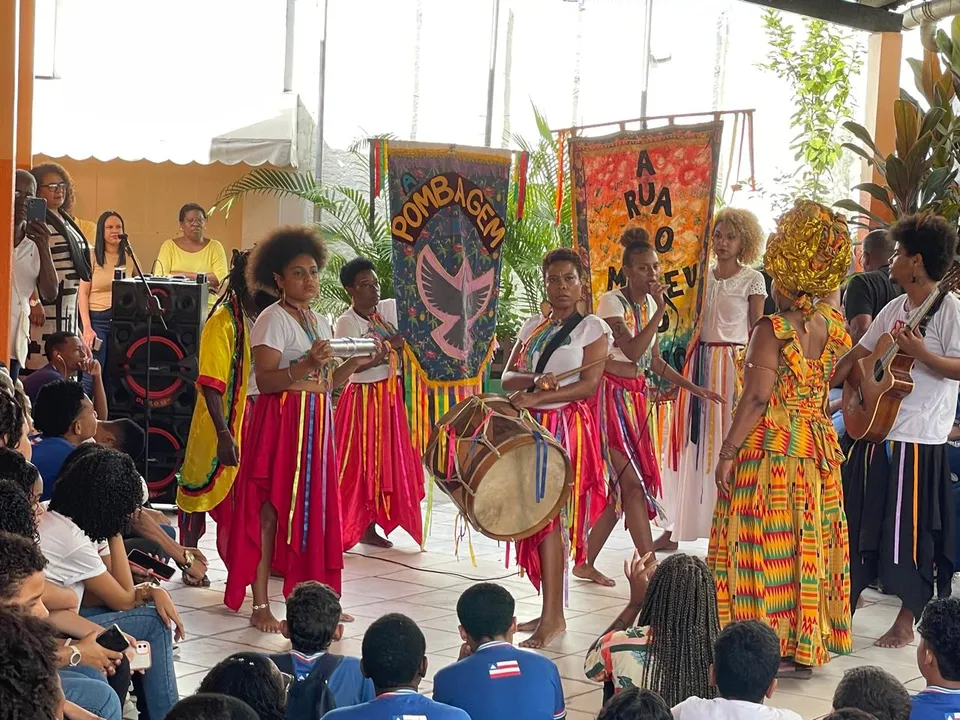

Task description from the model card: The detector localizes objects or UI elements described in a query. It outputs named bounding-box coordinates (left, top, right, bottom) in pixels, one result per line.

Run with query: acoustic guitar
left=842, top=264, right=960, bottom=442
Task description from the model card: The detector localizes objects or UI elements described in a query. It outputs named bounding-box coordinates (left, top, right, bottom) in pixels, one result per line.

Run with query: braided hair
left=210, top=249, right=253, bottom=321
left=636, top=553, right=719, bottom=707
left=0, top=391, right=24, bottom=451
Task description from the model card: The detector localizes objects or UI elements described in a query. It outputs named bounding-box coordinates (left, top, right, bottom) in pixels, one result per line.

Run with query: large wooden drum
left=422, top=394, right=572, bottom=542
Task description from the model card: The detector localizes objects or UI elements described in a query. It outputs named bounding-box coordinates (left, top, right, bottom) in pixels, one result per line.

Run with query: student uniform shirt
left=38, top=509, right=106, bottom=605
left=269, top=650, right=374, bottom=709
left=433, top=641, right=566, bottom=720
left=323, top=689, right=470, bottom=720
left=672, top=697, right=802, bottom=720
left=910, top=686, right=960, bottom=720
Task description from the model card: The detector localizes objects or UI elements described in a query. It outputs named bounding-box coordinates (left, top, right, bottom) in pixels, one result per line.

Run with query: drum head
left=471, top=439, right=570, bottom=541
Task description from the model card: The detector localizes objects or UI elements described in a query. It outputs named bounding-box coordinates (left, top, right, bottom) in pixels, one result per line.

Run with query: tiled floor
left=162, top=494, right=947, bottom=720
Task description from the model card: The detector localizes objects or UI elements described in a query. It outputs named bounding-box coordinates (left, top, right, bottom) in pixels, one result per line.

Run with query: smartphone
left=96, top=624, right=130, bottom=653
left=26, top=197, right=46, bottom=223
left=130, top=640, right=152, bottom=672
left=127, top=549, right=176, bottom=581
left=92, top=337, right=102, bottom=352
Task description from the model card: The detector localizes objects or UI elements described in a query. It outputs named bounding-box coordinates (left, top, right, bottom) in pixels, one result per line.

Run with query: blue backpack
left=271, top=652, right=343, bottom=719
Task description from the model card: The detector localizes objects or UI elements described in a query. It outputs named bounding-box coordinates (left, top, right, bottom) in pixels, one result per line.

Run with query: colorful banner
left=569, top=122, right=722, bottom=401
left=384, top=141, right=512, bottom=452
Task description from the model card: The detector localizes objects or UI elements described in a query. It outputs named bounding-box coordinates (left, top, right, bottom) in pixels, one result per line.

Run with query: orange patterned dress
left=707, top=303, right=852, bottom=667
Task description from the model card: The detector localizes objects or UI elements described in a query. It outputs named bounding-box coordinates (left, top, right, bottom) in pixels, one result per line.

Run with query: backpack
left=272, top=652, right=344, bottom=719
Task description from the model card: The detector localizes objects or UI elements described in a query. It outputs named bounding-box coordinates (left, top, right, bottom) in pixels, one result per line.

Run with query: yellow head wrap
left=764, top=200, right=852, bottom=310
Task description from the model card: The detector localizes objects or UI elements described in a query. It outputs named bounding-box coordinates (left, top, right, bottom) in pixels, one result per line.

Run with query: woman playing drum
left=501, top=248, right=611, bottom=649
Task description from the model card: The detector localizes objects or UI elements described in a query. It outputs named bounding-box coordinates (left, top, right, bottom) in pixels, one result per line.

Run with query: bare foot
left=572, top=564, right=616, bottom=587
left=251, top=606, right=282, bottom=633
left=360, top=525, right=393, bottom=549
left=340, top=612, right=354, bottom=623
left=517, top=617, right=540, bottom=633
left=651, top=532, right=678, bottom=552
left=519, top=617, right=566, bottom=649
left=776, top=660, right=813, bottom=679
left=875, top=608, right=915, bottom=648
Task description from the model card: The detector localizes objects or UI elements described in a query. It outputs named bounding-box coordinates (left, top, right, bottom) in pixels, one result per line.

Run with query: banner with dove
left=569, top=122, right=722, bottom=404
left=382, top=141, right=513, bottom=453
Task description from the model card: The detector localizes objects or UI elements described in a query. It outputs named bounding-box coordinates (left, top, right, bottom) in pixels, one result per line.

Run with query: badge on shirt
left=488, top=660, right=521, bottom=679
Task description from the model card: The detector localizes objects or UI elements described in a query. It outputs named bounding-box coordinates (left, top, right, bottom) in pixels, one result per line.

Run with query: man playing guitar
left=833, top=213, right=960, bottom=649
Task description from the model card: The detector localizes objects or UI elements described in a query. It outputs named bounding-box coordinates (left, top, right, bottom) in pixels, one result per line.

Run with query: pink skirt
left=591, top=373, right=662, bottom=519
left=514, top=400, right=607, bottom=591
left=335, top=377, right=424, bottom=550
left=223, top=391, right=343, bottom=611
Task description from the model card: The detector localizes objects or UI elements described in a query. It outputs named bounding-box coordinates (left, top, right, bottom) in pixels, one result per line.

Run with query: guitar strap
left=917, top=295, right=946, bottom=337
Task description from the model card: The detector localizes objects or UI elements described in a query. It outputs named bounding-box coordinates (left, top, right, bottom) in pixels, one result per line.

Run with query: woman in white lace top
left=657, top=208, right=767, bottom=548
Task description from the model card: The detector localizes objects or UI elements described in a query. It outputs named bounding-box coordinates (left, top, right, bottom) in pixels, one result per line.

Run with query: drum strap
left=530, top=313, right=585, bottom=389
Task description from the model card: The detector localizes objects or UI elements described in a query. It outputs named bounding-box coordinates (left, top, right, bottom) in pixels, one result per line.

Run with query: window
left=34, top=0, right=59, bottom=79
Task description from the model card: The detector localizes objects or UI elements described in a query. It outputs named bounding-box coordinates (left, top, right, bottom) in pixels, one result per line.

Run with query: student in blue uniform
left=433, top=583, right=565, bottom=720
left=270, top=581, right=373, bottom=710
left=324, top=613, right=469, bottom=720
left=911, top=597, right=960, bottom=720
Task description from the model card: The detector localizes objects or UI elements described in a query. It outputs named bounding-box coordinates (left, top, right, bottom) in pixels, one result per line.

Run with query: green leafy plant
left=758, top=9, right=863, bottom=211
left=837, top=42, right=959, bottom=228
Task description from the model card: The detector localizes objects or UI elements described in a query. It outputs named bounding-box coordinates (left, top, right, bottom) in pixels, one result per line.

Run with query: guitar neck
left=879, top=284, right=943, bottom=369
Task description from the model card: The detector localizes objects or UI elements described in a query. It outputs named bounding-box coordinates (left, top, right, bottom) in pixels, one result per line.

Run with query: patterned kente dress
left=707, top=303, right=852, bottom=667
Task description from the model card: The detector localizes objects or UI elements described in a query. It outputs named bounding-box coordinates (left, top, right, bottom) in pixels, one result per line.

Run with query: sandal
left=182, top=570, right=211, bottom=587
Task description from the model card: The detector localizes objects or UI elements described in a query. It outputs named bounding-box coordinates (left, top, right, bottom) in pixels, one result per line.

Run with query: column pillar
left=16, top=0, right=33, bottom=170
left=860, top=31, right=902, bottom=226
left=0, top=0, right=20, bottom=366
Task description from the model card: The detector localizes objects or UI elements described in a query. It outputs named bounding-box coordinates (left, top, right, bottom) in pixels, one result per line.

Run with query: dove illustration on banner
left=416, top=245, right=495, bottom=360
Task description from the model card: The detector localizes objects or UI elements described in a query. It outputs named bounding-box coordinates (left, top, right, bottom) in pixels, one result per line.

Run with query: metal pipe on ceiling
left=902, top=0, right=960, bottom=29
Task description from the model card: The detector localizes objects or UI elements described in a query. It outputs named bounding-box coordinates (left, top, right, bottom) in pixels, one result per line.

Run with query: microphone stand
left=119, top=234, right=167, bottom=485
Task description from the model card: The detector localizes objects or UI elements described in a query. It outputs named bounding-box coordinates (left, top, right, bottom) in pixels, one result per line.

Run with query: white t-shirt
left=672, top=697, right=802, bottom=720
left=334, top=299, right=399, bottom=384
left=514, top=313, right=612, bottom=410
left=38, top=509, right=106, bottom=605
left=596, top=288, right=657, bottom=364
left=250, top=302, right=333, bottom=371
left=11, top=239, right=40, bottom=364
left=860, top=292, right=960, bottom=445
left=702, top=265, right=767, bottom=344
left=245, top=318, right=259, bottom=397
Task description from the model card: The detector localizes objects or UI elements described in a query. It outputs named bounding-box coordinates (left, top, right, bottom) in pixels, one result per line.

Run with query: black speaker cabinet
left=112, top=276, right=208, bottom=326
left=109, top=321, right=199, bottom=414
left=139, top=415, right=193, bottom=505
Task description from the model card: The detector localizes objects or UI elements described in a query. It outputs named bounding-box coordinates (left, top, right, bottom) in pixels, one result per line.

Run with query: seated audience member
left=0, top=607, right=65, bottom=720
left=31, top=380, right=98, bottom=498
left=167, top=694, right=260, bottom=720
left=198, top=653, right=288, bottom=720
left=586, top=553, right=718, bottom=706
left=433, top=582, right=564, bottom=720
left=0, top=447, right=43, bottom=516
left=325, top=613, right=470, bottom=720
left=39, top=445, right=183, bottom=719
left=598, top=688, right=672, bottom=720
left=22, top=331, right=106, bottom=419
left=672, top=620, right=801, bottom=720
left=911, top=597, right=960, bottom=719
left=832, top=666, right=911, bottom=720
left=270, top=581, right=373, bottom=712
left=0, top=387, right=31, bottom=458
left=0, top=530, right=122, bottom=720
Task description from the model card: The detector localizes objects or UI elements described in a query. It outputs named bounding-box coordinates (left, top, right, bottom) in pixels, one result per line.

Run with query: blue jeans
left=83, top=308, right=112, bottom=400
left=79, top=605, right=178, bottom=720
left=9, top=359, right=21, bottom=383
left=61, top=667, right=123, bottom=720
left=829, top=388, right=845, bottom=436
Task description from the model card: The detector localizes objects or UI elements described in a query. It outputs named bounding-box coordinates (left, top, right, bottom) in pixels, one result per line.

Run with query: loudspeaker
left=139, top=415, right=193, bottom=504
left=112, top=276, right=208, bottom=326
left=109, top=321, right=199, bottom=414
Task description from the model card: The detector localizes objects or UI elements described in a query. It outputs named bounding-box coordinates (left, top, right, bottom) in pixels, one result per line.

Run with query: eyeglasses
left=184, top=218, right=206, bottom=226
left=39, top=182, right=67, bottom=192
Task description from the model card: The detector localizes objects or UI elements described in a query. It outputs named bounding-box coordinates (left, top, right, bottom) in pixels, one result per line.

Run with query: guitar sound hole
left=872, top=360, right=884, bottom=383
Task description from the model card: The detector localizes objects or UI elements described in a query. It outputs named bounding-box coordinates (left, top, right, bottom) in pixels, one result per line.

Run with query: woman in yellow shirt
left=78, top=210, right=130, bottom=399
left=154, top=203, right=229, bottom=308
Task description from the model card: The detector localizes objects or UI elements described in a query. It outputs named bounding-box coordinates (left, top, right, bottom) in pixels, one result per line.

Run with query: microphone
left=118, top=233, right=130, bottom=248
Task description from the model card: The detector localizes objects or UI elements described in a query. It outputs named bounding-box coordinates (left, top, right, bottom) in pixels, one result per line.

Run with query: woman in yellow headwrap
left=708, top=200, right=853, bottom=675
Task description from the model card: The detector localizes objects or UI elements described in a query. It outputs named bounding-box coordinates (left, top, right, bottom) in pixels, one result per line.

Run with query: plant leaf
left=833, top=198, right=892, bottom=228
left=894, top=99, right=921, bottom=159
left=851, top=182, right=896, bottom=214
left=843, top=121, right=884, bottom=161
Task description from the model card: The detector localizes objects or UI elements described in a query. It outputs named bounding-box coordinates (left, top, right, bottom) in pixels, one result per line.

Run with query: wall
left=32, top=156, right=300, bottom=267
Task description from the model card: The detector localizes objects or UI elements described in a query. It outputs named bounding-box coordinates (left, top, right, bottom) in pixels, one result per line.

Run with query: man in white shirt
left=11, top=170, right=58, bottom=381
left=672, top=620, right=801, bottom=720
